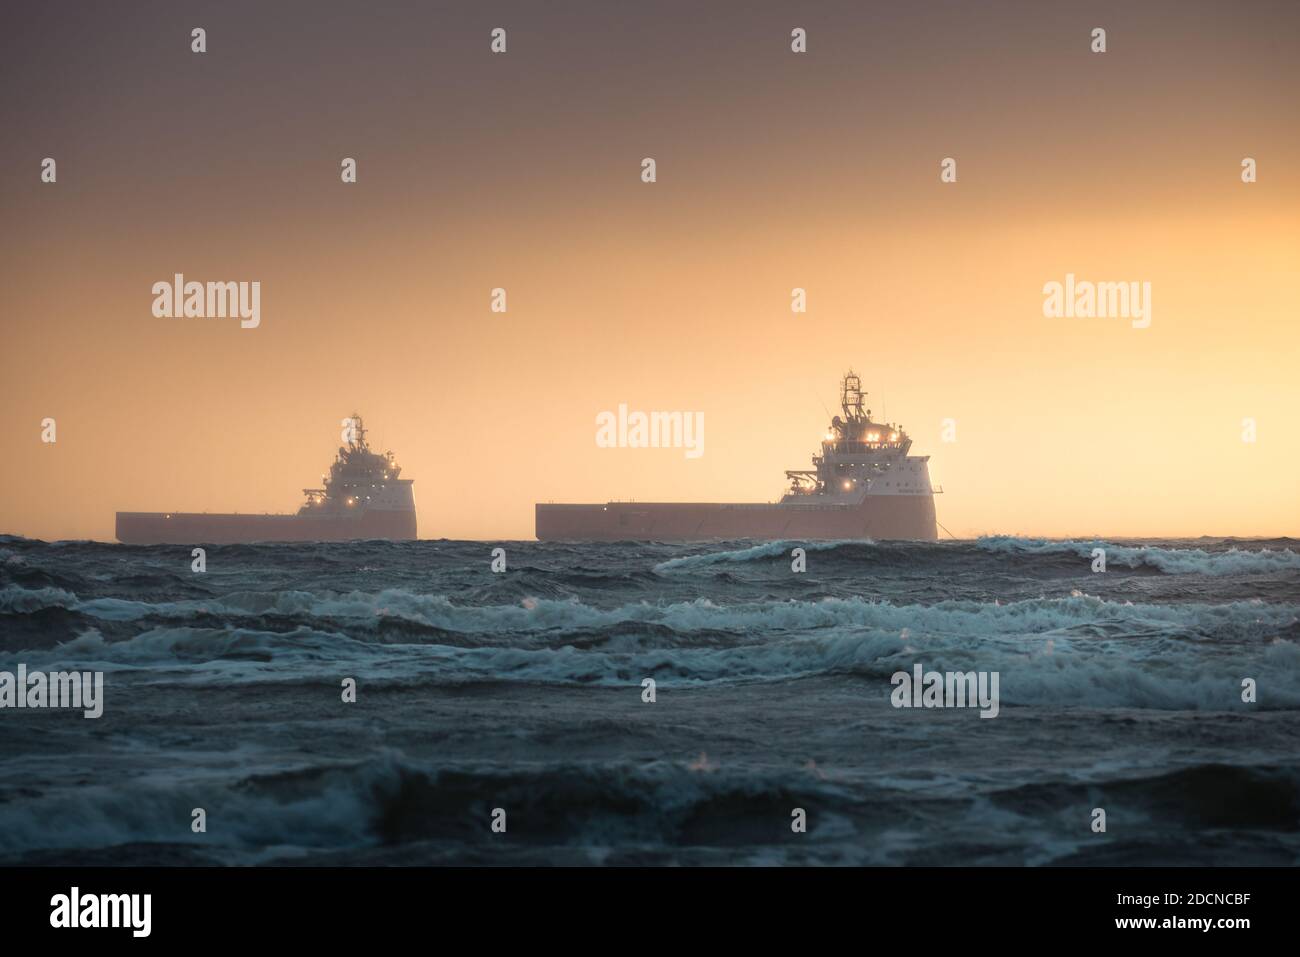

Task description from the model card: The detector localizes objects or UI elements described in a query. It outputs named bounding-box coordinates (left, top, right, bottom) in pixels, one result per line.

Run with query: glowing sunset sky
left=2, top=0, right=1297, bottom=540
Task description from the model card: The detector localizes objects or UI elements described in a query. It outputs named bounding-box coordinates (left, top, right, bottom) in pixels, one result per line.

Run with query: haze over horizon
left=3, top=0, right=1298, bottom=541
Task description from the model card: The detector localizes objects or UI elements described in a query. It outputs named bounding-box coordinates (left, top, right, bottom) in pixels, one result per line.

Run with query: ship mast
left=841, top=371, right=868, bottom=424
left=346, top=413, right=369, bottom=452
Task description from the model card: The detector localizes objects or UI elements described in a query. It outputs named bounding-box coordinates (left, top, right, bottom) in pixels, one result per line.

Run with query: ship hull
left=535, top=494, right=936, bottom=542
left=115, top=509, right=417, bottom=545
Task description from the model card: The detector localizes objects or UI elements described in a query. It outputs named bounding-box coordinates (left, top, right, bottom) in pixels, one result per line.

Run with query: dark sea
left=1, top=535, right=1297, bottom=866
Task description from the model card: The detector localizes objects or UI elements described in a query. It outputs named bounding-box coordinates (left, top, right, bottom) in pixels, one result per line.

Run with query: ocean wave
left=9, top=591, right=1297, bottom=709
left=0, top=584, right=78, bottom=614
left=0, top=753, right=383, bottom=863
left=653, top=540, right=851, bottom=572
left=6, top=582, right=1297, bottom=641
left=975, top=536, right=1300, bottom=575
left=0, top=751, right=860, bottom=861
left=648, top=536, right=1300, bottom=577
left=4, top=751, right=1295, bottom=864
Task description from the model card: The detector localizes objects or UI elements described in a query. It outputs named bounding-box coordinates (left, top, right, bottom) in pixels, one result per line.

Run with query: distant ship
left=116, top=415, right=417, bottom=544
left=536, top=371, right=939, bottom=541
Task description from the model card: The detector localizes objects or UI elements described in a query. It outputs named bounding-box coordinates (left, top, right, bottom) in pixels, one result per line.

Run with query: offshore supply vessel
left=116, top=415, right=417, bottom=544
left=536, top=372, right=939, bottom=541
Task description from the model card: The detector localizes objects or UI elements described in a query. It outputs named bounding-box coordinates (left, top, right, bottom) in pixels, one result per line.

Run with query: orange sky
left=2, top=0, right=1297, bottom=541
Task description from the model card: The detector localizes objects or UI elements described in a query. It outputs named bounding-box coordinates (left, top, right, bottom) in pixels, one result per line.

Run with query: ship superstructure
left=116, top=415, right=417, bottom=544
left=535, top=371, right=938, bottom=541
left=780, top=371, right=935, bottom=505
left=296, top=416, right=414, bottom=523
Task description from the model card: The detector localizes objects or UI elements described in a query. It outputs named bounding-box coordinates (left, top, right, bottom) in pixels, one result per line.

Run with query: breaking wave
left=646, top=536, right=1300, bottom=577
left=0, top=584, right=78, bottom=614
left=5, top=584, right=1297, bottom=708
left=653, top=540, right=850, bottom=572
left=5, top=752, right=1297, bottom=864
left=6, top=583, right=1297, bottom=640
left=975, top=536, right=1300, bottom=575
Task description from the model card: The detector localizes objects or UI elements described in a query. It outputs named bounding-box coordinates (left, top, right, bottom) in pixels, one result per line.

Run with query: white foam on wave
left=13, top=593, right=1298, bottom=710
left=0, top=584, right=77, bottom=613
left=977, top=536, right=1300, bottom=575
left=653, top=540, right=852, bottom=573
left=6, top=581, right=1298, bottom=646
